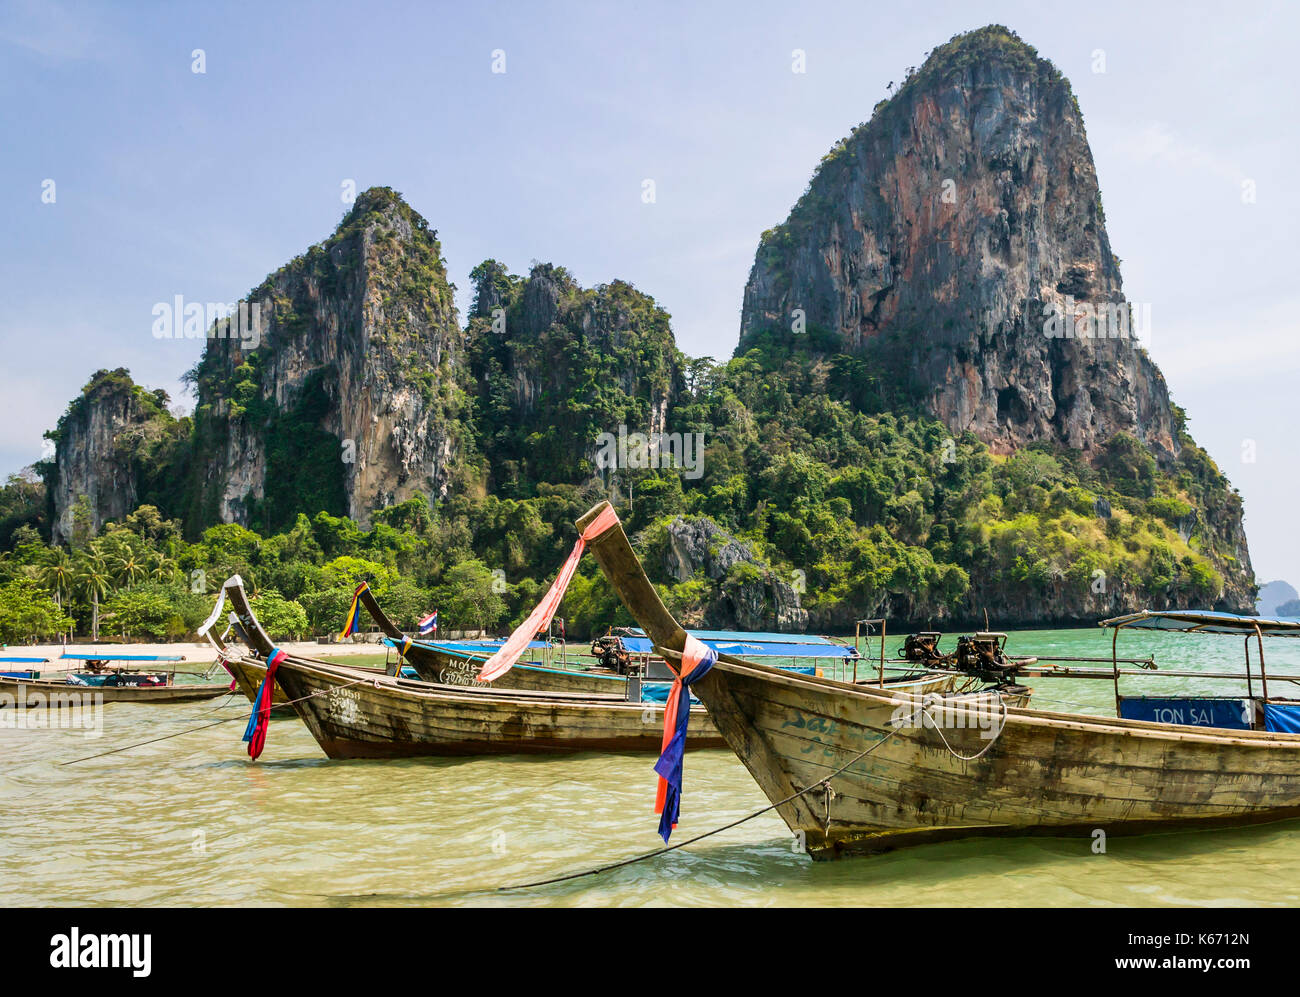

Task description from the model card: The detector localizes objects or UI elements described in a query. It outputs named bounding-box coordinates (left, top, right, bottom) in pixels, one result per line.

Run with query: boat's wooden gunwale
left=245, top=652, right=724, bottom=757
left=700, top=653, right=1300, bottom=746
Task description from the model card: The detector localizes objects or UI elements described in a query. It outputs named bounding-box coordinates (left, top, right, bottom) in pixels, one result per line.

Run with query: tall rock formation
left=187, top=188, right=467, bottom=533
left=740, top=25, right=1175, bottom=461
left=47, top=369, right=187, bottom=545
left=465, top=260, right=683, bottom=495
left=738, top=24, right=1252, bottom=610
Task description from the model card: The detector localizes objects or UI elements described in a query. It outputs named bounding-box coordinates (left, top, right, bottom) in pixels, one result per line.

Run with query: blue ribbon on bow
left=653, top=644, right=717, bottom=842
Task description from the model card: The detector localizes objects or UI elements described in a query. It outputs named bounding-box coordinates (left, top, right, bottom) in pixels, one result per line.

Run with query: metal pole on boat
left=1244, top=635, right=1254, bottom=701
left=1255, top=622, right=1269, bottom=703
left=879, top=619, right=886, bottom=687
left=853, top=620, right=860, bottom=684
left=1111, top=625, right=1122, bottom=716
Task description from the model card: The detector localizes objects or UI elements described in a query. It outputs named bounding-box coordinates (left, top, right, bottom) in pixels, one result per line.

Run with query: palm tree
left=40, top=550, right=74, bottom=641
left=40, top=550, right=72, bottom=608
left=112, top=549, right=146, bottom=590
left=74, top=555, right=111, bottom=642
left=148, top=552, right=178, bottom=584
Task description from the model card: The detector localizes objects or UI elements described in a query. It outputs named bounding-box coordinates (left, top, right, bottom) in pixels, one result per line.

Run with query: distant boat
left=0, top=652, right=229, bottom=707
left=356, top=580, right=876, bottom=696
left=0, top=656, right=48, bottom=680
left=578, top=499, right=1300, bottom=859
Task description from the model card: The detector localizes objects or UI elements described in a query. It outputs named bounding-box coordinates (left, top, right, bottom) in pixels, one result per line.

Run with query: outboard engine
left=901, top=632, right=945, bottom=666
left=589, top=634, right=633, bottom=674
left=954, top=632, right=1022, bottom=686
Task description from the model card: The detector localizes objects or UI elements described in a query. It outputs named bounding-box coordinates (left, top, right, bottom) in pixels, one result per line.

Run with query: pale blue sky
left=2, top=0, right=1297, bottom=581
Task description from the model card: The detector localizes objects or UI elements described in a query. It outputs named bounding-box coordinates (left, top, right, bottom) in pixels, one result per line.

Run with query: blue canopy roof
left=620, top=633, right=854, bottom=658
left=0, top=657, right=48, bottom=664
left=1100, top=610, right=1300, bottom=637
left=625, top=628, right=843, bottom=646
left=383, top=637, right=549, bottom=656
left=59, top=652, right=185, bottom=662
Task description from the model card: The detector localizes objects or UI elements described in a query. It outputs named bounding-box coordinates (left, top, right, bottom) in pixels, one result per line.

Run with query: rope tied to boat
left=60, top=670, right=374, bottom=766
left=497, top=700, right=935, bottom=892
left=821, top=781, right=836, bottom=836
left=921, top=690, right=1009, bottom=762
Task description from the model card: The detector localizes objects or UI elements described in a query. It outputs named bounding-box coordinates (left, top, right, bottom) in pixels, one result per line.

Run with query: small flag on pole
left=418, top=610, right=438, bottom=635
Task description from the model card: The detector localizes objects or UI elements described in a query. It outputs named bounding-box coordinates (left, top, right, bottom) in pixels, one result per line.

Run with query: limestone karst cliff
left=740, top=26, right=1176, bottom=462
left=46, top=369, right=187, bottom=545
left=185, top=187, right=468, bottom=533
left=737, top=25, right=1252, bottom=614
left=465, top=259, right=683, bottom=495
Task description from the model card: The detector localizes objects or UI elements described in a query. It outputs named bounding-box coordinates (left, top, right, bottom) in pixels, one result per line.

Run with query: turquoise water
left=2, top=627, right=1299, bottom=907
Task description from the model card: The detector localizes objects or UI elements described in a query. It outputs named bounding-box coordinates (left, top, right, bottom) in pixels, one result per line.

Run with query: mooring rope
left=496, top=701, right=935, bottom=892
left=59, top=670, right=373, bottom=766
left=924, top=692, right=1008, bottom=761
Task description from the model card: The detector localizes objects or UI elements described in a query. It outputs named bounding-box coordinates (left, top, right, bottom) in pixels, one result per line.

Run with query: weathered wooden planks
left=229, top=652, right=724, bottom=758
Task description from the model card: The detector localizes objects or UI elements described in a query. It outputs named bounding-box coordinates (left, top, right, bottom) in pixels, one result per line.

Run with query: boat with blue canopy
left=1096, top=609, right=1300, bottom=732
left=353, top=580, right=870, bottom=696
left=0, top=647, right=229, bottom=707
left=0, top=656, right=48, bottom=680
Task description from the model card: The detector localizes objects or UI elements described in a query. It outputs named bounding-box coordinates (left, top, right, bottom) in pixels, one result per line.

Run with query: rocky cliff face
left=466, top=260, right=683, bottom=494
left=187, top=188, right=467, bottom=532
left=48, top=369, right=184, bottom=545
left=661, top=516, right=807, bottom=631
left=740, top=26, right=1176, bottom=462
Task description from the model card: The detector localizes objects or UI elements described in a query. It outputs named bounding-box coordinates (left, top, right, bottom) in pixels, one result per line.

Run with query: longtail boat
left=216, top=575, right=725, bottom=757
left=577, top=500, right=1300, bottom=859
left=0, top=656, right=48, bottom=680
left=0, top=651, right=230, bottom=707
left=357, top=579, right=889, bottom=695
left=210, top=574, right=960, bottom=759
left=354, top=581, right=633, bottom=693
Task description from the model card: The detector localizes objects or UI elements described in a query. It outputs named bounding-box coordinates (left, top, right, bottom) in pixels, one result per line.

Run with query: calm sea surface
left=4, top=627, right=1300, bottom=907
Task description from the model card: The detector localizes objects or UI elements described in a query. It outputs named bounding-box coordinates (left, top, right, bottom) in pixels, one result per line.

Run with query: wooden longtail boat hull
left=219, top=577, right=723, bottom=758
left=577, top=501, right=1300, bottom=859
left=245, top=654, right=725, bottom=758
left=222, top=579, right=959, bottom=760
left=0, top=676, right=232, bottom=707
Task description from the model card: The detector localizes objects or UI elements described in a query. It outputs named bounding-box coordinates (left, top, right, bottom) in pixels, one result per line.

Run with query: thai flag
left=418, top=610, right=438, bottom=635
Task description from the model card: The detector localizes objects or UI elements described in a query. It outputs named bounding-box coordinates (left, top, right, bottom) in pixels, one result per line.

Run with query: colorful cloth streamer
left=653, top=634, right=717, bottom=842
left=339, top=582, right=367, bottom=639
left=418, top=610, right=438, bottom=635
left=477, top=504, right=620, bottom=682
left=243, top=648, right=285, bottom=760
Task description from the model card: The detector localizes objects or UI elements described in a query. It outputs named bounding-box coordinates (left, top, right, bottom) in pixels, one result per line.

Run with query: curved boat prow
left=219, top=575, right=277, bottom=658
left=354, top=582, right=407, bottom=641
left=577, top=501, right=690, bottom=659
